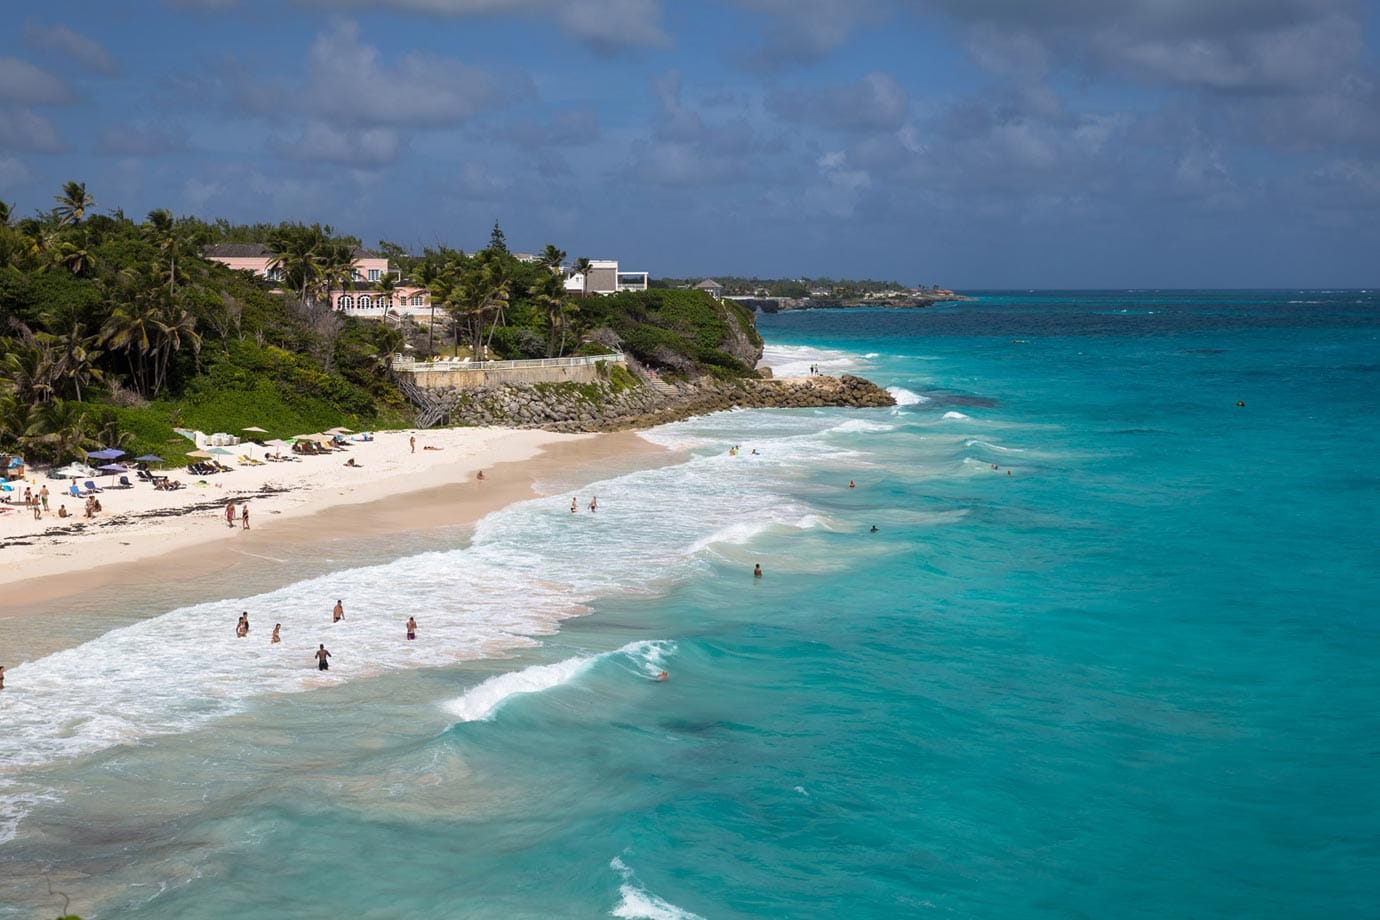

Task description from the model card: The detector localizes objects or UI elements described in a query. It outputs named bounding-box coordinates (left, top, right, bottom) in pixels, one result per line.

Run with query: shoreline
left=0, top=428, right=671, bottom=658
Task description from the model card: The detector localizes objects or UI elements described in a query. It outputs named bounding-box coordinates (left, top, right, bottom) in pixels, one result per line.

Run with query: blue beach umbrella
left=134, top=454, right=164, bottom=463
left=87, top=448, right=127, bottom=461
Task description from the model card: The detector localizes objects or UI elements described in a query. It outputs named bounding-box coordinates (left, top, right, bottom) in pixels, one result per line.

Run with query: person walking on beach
left=39, top=485, right=48, bottom=511
left=406, top=616, right=417, bottom=641
left=241, top=504, right=250, bottom=530
left=333, top=600, right=345, bottom=623
left=409, top=435, right=416, bottom=454
left=225, top=500, right=236, bottom=529
left=315, top=644, right=331, bottom=671
left=271, top=624, right=281, bottom=644
left=32, top=499, right=41, bottom=520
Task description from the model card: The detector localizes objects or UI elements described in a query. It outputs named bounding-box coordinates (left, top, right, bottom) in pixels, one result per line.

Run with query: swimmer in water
left=870, top=525, right=878, bottom=533
left=753, top=563, right=762, bottom=578
left=406, top=616, right=417, bottom=641
left=271, top=624, right=281, bottom=644
left=1236, top=401, right=1245, bottom=407
left=571, top=497, right=578, bottom=513
left=656, top=671, right=668, bottom=682
left=848, top=480, right=856, bottom=488
left=333, top=600, right=344, bottom=622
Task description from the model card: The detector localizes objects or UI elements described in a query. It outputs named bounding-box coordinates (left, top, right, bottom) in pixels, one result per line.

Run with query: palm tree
left=151, top=305, right=201, bottom=396
left=539, top=243, right=566, bottom=275
left=1, top=338, right=57, bottom=405
left=101, top=300, right=160, bottom=396
left=0, top=200, right=11, bottom=227
left=51, top=236, right=95, bottom=276
left=530, top=273, right=566, bottom=357
left=42, top=323, right=103, bottom=402
left=54, top=181, right=94, bottom=226
left=317, top=240, right=357, bottom=312
left=145, top=209, right=190, bottom=294
left=572, top=257, right=593, bottom=298
left=267, top=224, right=325, bottom=310
left=26, top=399, right=91, bottom=466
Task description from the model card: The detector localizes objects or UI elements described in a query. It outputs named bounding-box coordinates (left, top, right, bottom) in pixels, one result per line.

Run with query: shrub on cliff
left=579, top=289, right=762, bottom=378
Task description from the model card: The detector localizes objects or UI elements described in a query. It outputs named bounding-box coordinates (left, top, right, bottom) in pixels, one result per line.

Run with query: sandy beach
left=0, top=427, right=667, bottom=631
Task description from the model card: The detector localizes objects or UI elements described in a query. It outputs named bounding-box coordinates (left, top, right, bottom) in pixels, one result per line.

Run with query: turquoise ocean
left=2, top=290, right=1378, bottom=918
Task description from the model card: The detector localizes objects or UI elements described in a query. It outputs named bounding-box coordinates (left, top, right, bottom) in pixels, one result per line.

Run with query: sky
left=1, top=0, right=1378, bottom=288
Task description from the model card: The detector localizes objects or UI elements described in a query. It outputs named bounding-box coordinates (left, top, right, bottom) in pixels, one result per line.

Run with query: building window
left=368, top=269, right=380, bottom=281
left=340, top=295, right=354, bottom=310
left=359, top=295, right=373, bottom=309
left=352, top=270, right=362, bottom=282
left=413, top=294, right=424, bottom=306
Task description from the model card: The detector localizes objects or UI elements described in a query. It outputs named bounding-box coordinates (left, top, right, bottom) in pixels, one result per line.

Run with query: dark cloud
left=97, top=122, right=190, bottom=156
left=625, top=71, right=766, bottom=186
left=23, top=21, right=120, bottom=77
left=290, top=0, right=669, bottom=49
left=0, top=58, right=73, bottom=106
left=768, top=72, right=909, bottom=132
left=236, top=21, right=531, bottom=128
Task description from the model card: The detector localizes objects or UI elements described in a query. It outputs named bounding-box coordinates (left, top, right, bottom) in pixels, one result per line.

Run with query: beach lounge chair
left=67, top=483, right=84, bottom=498
left=84, top=480, right=103, bottom=494
left=117, top=475, right=134, bottom=488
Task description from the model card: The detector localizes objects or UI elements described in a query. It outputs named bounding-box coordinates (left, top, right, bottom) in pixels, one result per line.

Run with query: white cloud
left=0, top=58, right=72, bottom=106
left=23, top=21, right=119, bottom=76
left=273, top=121, right=402, bottom=168
left=240, top=20, right=527, bottom=128
left=0, top=156, right=32, bottom=190
left=293, top=0, right=668, bottom=48
left=0, top=108, right=64, bottom=152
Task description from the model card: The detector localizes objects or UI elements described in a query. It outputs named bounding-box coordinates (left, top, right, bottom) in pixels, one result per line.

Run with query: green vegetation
left=0, top=181, right=771, bottom=469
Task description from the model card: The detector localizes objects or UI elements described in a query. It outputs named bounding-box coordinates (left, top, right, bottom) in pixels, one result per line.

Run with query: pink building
left=202, top=244, right=430, bottom=317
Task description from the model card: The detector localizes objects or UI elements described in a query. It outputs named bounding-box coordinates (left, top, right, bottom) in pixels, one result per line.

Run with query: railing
left=391, top=353, right=625, bottom=373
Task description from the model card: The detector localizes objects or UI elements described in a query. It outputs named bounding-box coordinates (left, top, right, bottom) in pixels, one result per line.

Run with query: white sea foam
left=610, top=857, right=707, bottom=920
left=2, top=401, right=906, bottom=842
left=942, top=411, right=970, bottom=420
left=888, top=387, right=926, bottom=406
left=829, top=419, right=894, bottom=434
left=963, top=438, right=1023, bottom=453
left=443, top=640, right=676, bottom=722
left=863, top=352, right=880, bottom=358
left=758, top=343, right=858, bottom=378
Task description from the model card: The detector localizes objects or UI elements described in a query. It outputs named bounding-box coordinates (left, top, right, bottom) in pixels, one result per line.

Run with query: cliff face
left=577, top=290, right=764, bottom=379
left=414, top=373, right=895, bottom=432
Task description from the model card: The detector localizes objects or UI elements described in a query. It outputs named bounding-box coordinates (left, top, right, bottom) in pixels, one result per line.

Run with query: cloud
left=921, top=0, right=1367, bottom=93
left=23, top=21, right=119, bottom=77
left=96, top=122, right=190, bottom=156
left=237, top=20, right=529, bottom=128
left=292, top=0, right=669, bottom=49
left=0, top=58, right=73, bottom=106
left=768, top=72, right=909, bottom=132
left=0, top=156, right=32, bottom=190
left=270, top=121, right=402, bottom=168
left=0, top=108, right=64, bottom=152
left=499, top=109, right=601, bottom=147
left=733, top=0, right=882, bottom=66
left=626, top=71, right=765, bottom=187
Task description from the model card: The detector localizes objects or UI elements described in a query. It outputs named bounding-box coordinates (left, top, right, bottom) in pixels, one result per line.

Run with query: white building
left=564, top=260, right=649, bottom=296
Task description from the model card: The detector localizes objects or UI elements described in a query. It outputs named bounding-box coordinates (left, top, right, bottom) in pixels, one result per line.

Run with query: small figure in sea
left=571, top=497, right=578, bottom=513
left=333, top=600, right=345, bottom=623
left=1236, top=400, right=1245, bottom=407
left=750, top=449, right=759, bottom=455
left=753, top=563, right=763, bottom=578
left=992, top=464, right=998, bottom=470
left=476, top=470, right=486, bottom=480
left=1007, top=470, right=1012, bottom=476
left=271, top=623, right=281, bottom=644
left=409, top=435, right=416, bottom=454
left=656, top=671, right=668, bottom=682
left=315, top=644, right=332, bottom=671
left=236, top=611, right=250, bottom=638
left=225, top=500, right=236, bottom=529
left=241, top=504, right=250, bottom=530
left=848, top=480, right=856, bottom=489
left=729, top=447, right=737, bottom=456
left=406, top=616, right=417, bottom=641
left=588, top=495, right=598, bottom=513
left=870, top=525, right=878, bottom=533
left=0, top=664, right=6, bottom=690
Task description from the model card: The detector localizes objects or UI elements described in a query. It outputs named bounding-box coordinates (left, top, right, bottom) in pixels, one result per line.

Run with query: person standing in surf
left=333, top=600, right=345, bottom=623
left=315, top=644, right=331, bottom=670
left=406, top=616, right=417, bottom=641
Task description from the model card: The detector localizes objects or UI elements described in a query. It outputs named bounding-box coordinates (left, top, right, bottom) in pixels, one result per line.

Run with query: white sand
left=0, top=427, right=587, bottom=588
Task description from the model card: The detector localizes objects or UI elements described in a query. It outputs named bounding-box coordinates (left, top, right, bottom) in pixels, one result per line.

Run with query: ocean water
left=2, top=291, right=1378, bottom=918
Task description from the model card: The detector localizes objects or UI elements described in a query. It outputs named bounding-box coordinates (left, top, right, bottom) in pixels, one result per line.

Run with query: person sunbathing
left=423, top=445, right=443, bottom=451
left=344, top=458, right=361, bottom=468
